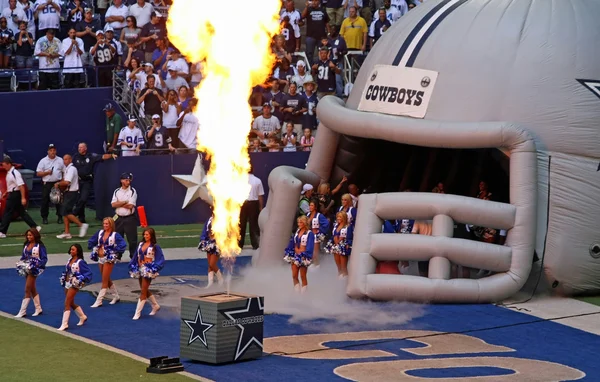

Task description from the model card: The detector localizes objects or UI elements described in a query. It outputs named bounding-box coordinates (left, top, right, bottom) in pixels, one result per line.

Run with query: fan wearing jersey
left=117, top=115, right=144, bottom=156
left=290, top=60, right=314, bottom=94
left=301, top=80, right=318, bottom=131
left=280, top=15, right=299, bottom=53
left=34, top=0, right=61, bottom=34
left=280, top=82, right=307, bottom=136
left=146, top=114, right=174, bottom=155
left=383, top=0, right=403, bottom=23
left=90, top=30, right=117, bottom=87
left=369, top=8, right=391, bottom=49
left=312, top=46, right=340, bottom=99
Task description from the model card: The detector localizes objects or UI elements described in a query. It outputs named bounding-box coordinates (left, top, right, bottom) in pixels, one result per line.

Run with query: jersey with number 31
left=316, top=59, right=336, bottom=92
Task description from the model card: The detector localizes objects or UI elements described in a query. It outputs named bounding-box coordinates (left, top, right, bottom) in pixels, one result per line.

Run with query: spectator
left=252, top=103, right=281, bottom=146
left=431, top=182, right=445, bottom=194
left=369, top=7, right=391, bottom=49
left=300, top=127, right=315, bottom=151
left=290, top=60, right=314, bottom=94
left=36, top=143, right=64, bottom=225
left=151, top=37, right=171, bottom=77
left=55, top=154, right=89, bottom=239
left=312, top=46, right=340, bottom=99
left=266, top=136, right=280, bottom=152
left=176, top=98, right=199, bottom=152
left=14, top=20, right=33, bottom=69
left=126, top=56, right=143, bottom=91
left=161, top=88, right=181, bottom=147
left=0, top=16, right=13, bottom=68
left=302, top=0, right=329, bottom=66
left=34, top=0, right=61, bottom=35
left=146, top=114, right=174, bottom=154
left=162, top=48, right=188, bottom=80
left=105, top=0, right=128, bottom=39
left=325, top=25, right=347, bottom=97
left=34, top=28, right=61, bottom=90
left=280, top=0, right=302, bottom=43
left=177, top=85, right=191, bottom=109
left=391, top=0, right=408, bottom=17
left=299, top=183, right=313, bottom=216
left=96, top=0, right=108, bottom=25
left=65, top=0, right=86, bottom=31
left=117, top=115, right=144, bottom=156
left=361, top=0, right=374, bottom=25
left=104, top=26, right=122, bottom=66
left=340, top=6, right=367, bottom=52
left=249, top=138, right=261, bottom=153
left=189, top=61, right=202, bottom=88
left=90, top=30, right=117, bottom=87
left=280, top=82, right=307, bottom=135
left=342, top=0, right=361, bottom=19
left=60, top=27, right=85, bottom=88
left=103, top=103, right=121, bottom=153
left=138, top=61, right=159, bottom=89
left=137, top=74, right=164, bottom=116
left=160, top=65, right=188, bottom=91
left=281, top=122, right=297, bottom=152
left=263, top=77, right=285, bottom=122
left=16, top=0, right=34, bottom=39
left=273, top=56, right=296, bottom=91
left=120, top=14, right=141, bottom=57
left=128, top=0, right=153, bottom=28
left=272, top=33, right=292, bottom=62
left=384, top=0, right=403, bottom=23
left=75, top=7, right=101, bottom=70
left=326, top=0, right=344, bottom=27
left=123, top=40, right=144, bottom=69
left=301, top=79, right=318, bottom=130
left=280, top=15, right=299, bottom=54
left=139, top=10, right=164, bottom=63
left=2, top=0, right=26, bottom=35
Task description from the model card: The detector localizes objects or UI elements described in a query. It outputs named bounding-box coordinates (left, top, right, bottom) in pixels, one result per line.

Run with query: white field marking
left=0, top=310, right=213, bottom=382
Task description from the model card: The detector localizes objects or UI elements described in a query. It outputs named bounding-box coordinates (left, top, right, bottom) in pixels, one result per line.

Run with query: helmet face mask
left=50, top=187, right=63, bottom=205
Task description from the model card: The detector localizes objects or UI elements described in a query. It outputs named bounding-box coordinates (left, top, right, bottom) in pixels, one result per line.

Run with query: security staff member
left=238, top=164, right=264, bottom=250
left=111, top=172, right=138, bottom=259
left=36, top=143, right=65, bottom=224
left=72, top=142, right=116, bottom=223
left=0, top=157, right=41, bottom=238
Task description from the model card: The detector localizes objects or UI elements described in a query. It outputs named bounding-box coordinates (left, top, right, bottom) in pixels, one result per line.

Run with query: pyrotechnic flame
left=167, top=0, right=281, bottom=257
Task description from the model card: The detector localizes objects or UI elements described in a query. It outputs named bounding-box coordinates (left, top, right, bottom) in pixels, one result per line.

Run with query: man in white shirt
left=252, top=103, right=281, bottom=146
left=117, top=115, right=144, bottom=156
left=36, top=143, right=65, bottom=224
left=2, top=0, right=27, bottom=35
left=128, top=0, right=153, bottom=28
left=238, top=164, right=265, bottom=250
left=104, top=0, right=128, bottom=39
left=34, top=28, right=60, bottom=89
left=34, top=0, right=60, bottom=33
left=161, top=48, right=188, bottom=79
left=60, top=27, right=85, bottom=88
left=111, top=172, right=138, bottom=258
left=55, top=154, right=89, bottom=239
left=176, top=98, right=199, bottom=151
left=0, top=157, right=41, bottom=238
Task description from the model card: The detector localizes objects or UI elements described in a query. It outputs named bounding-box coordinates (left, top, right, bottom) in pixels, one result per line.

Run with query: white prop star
left=171, top=154, right=213, bottom=209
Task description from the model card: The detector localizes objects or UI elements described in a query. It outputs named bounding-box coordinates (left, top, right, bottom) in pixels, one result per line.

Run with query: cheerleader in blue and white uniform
left=15, top=228, right=48, bottom=318
left=129, top=227, right=165, bottom=320
left=198, top=214, right=224, bottom=288
left=88, top=217, right=127, bottom=308
left=307, top=199, right=329, bottom=267
left=58, top=244, right=93, bottom=331
left=338, top=193, right=357, bottom=228
left=325, top=211, right=354, bottom=278
left=284, top=215, right=315, bottom=293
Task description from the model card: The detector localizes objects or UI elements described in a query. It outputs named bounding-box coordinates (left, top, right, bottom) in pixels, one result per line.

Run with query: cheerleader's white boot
left=205, top=272, right=214, bottom=288
left=109, top=285, right=120, bottom=305
left=58, top=311, right=70, bottom=331
left=133, top=299, right=146, bottom=320
left=15, top=298, right=30, bottom=318
left=301, top=286, right=307, bottom=294
left=91, top=288, right=107, bottom=308
left=32, top=295, right=43, bottom=316
left=216, top=270, right=224, bottom=286
left=294, top=283, right=301, bottom=293
left=74, top=307, right=87, bottom=326
left=148, top=295, right=161, bottom=316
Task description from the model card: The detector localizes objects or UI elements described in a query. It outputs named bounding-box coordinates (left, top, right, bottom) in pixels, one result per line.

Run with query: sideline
left=0, top=310, right=213, bottom=382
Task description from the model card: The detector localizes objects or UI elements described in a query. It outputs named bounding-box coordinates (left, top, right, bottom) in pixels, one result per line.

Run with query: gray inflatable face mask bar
left=256, top=96, right=537, bottom=303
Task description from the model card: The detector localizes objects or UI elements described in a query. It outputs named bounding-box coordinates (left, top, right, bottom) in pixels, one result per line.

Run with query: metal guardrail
left=0, top=64, right=118, bottom=91
left=343, top=51, right=365, bottom=87
left=112, top=72, right=151, bottom=133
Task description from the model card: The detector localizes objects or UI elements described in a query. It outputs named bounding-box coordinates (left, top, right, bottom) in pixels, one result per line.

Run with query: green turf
left=0, top=316, right=193, bottom=381
left=576, top=296, right=600, bottom=307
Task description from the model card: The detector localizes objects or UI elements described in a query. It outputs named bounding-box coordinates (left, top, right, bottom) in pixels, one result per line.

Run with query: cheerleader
left=15, top=228, right=48, bottom=318
left=88, top=217, right=127, bottom=308
left=325, top=211, right=354, bottom=278
left=198, top=215, right=224, bottom=288
left=284, top=215, right=315, bottom=293
left=129, top=228, right=165, bottom=320
left=338, top=193, right=357, bottom=227
left=58, top=244, right=93, bottom=331
left=306, top=199, right=329, bottom=267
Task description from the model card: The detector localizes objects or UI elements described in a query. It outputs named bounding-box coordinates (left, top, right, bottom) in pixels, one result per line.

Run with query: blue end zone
left=1, top=258, right=599, bottom=381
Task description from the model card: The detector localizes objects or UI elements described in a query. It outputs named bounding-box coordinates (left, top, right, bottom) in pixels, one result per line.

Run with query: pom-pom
left=16, top=260, right=28, bottom=277
left=140, top=263, right=159, bottom=279
left=129, top=263, right=140, bottom=278
left=90, top=252, right=99, bottom=262
left=59, top=273, right=66, bottom=287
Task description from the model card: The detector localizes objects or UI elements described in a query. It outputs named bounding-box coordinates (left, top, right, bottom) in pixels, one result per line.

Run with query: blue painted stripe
left=405, top=0, right=470, bottom=67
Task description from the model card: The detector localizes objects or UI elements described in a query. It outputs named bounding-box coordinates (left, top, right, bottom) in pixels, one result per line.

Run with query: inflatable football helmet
left=257, top=0, right=600, bottom=302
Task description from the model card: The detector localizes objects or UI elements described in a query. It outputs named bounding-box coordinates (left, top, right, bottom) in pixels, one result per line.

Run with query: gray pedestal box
left=180, top=292, right=264, bottom=364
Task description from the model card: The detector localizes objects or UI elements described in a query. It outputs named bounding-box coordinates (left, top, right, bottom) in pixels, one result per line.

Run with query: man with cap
left=238, top=163, right=264, bottom=250
left=301, top=78, right=319, bottom=131
left=91, top=29, right=117, bottom=87
left=161, top=48, right=188, bottom=80
left=299, top=184, right=314, bottom=216
left=0, top=157, right=41, bottom=238
left=251, top=101, right=281, bottom=148
left=117, top=115, right=145, bottom=156
left=111, top=172, right=138, bottom=258
left=139, top=10, right=164, bottom=63
left=290, top=60, right=314, bottom=94
left=55, top=154, right=89, bottom=239
left=36, top=143, right=65, bottom=224
left=146, top=114, right=174, bottom=154
left=312, top=45, right=340, bottom=99
left=103, top=103, right=121, bottom=153
left=75, top=7, right=102, bottom=71
left=139, top=61, right=159, bottom=89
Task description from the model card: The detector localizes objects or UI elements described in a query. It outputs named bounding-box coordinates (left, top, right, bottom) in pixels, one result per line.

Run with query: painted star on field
left=171, top=154, right=213, bottom=209
left=220, top=297, right=265, bottom=361
left=183, top=307, right=214, bottom=347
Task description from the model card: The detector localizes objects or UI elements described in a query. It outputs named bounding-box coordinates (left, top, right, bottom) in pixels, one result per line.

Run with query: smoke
left=232, top=255, right=425, bottom=332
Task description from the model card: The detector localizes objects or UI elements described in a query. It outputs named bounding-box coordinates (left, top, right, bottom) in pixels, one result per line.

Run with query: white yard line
left=0, top=310, right=213, bottom=382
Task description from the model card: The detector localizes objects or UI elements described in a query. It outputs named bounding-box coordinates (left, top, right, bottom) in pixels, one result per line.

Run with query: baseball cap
left=96, top=29, right=105, bottom=36
left=84, top=7, right=93, bottom=13
left=152, top=114, right=160, bottom=119
left=120, top=172, right=133, bottom=181
left=262, top=102, right=271, bottom=107
left=128, top=114, right=137, bottom=122
left=319, top=45, right=330, bottom=51
left=104, top=25, right=114, bottom=32
left=296, top=60, right=306, bottom=68
left=144, top=62, right=154, bottom=68
left=103, top=103, right=113, bottom=111
left=301, top=184, right=314, bottom=194
left=151, top=10, right=163, bottom=18
left=48, top=143, right=56, bottom=150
